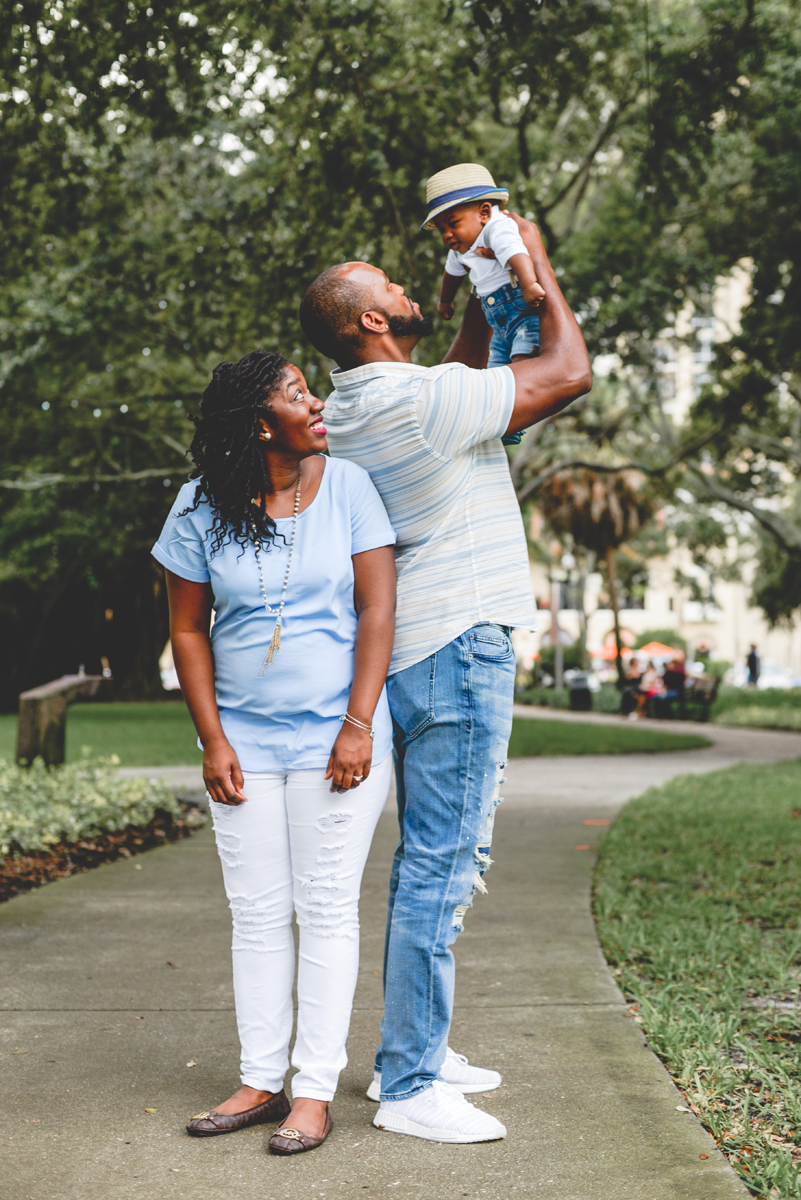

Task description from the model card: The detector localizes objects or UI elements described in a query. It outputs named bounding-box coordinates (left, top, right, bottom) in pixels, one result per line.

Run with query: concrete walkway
left=4, top=717, right=801, bottom=1200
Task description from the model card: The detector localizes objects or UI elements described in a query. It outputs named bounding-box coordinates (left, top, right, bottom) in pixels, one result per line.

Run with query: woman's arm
left=165, top=570, right=247, bottom=806
left=326, top=545, right=396, bottom=792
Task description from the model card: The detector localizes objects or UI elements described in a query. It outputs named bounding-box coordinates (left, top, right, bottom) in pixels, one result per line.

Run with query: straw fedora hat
left=422, top=163, right=509, bottom=230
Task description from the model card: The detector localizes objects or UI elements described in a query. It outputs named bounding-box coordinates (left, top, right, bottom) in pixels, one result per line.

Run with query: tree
left=1, top=0, right=798, bottom=706
left=538, top=468, right=655, bottom=685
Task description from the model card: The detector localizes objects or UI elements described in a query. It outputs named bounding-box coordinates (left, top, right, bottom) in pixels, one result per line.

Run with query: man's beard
left=386, top=311, right=435, bottom=339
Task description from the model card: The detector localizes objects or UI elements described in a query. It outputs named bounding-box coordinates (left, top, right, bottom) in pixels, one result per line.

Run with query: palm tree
left=538, top=468, right=655, bottom=686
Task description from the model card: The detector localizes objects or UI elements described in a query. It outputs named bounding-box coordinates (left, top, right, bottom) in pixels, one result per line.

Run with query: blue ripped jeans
left=375, top=624, right=515, bottom=1100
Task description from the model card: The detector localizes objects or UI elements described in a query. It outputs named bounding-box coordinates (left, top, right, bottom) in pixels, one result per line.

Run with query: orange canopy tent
left=635, top=641, right=684, bottom=657
left=598, top=643, right=632, bottom=660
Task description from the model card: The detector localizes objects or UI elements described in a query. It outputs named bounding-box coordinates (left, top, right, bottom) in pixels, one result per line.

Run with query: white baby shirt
left=445, top=206, right=530, bottom=297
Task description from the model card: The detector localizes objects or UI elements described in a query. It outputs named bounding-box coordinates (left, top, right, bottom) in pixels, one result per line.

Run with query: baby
left=422, top=163, right=545, bottom=444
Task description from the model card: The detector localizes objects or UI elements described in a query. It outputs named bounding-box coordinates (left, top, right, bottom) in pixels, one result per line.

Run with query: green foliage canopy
left=0, top=0, right=798, bottom=705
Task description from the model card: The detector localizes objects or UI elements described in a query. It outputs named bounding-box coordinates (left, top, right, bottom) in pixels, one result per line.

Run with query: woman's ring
left=353, top=774, right=364, bottom=781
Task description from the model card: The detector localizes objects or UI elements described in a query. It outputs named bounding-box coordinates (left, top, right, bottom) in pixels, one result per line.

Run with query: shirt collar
left=330, top=361, right=428, bottom=395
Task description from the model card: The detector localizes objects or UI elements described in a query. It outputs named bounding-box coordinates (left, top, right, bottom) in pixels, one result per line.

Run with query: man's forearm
left=506, top=215, right=592, bottom=432
left=442, top=293, right=492, bottom=368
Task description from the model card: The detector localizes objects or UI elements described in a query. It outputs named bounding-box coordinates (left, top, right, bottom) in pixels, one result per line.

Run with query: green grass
left=0, top=705, right=710, bottom=766
left=593, top=761, right=801, bottom=1199
left=0, top=702, right=200, bottom=767
left=508, top=717, right=710, bottom=756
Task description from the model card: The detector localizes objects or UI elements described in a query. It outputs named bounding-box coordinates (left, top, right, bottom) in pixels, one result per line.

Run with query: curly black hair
left=182, top=349, right=290, bottom=555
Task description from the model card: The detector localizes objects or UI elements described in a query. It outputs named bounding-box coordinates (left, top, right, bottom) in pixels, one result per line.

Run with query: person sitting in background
left=654, top=657, right=686, bottom=720
left=620, top=659, right=642, bottom=717
left=637, top=660, right=662, bottom=718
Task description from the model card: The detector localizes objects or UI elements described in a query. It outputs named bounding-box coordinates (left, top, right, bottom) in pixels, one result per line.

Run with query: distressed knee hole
left=316, top=810, right=354, bottom=834
left=316, top=852, right=344, bottom=868
left=214, top=827, right=242, bottom=870
left=452, top=902, right=470, bottom=932
left=228, top=891, right=279, bottom=952
left=295, top=821, right=357, bottom=939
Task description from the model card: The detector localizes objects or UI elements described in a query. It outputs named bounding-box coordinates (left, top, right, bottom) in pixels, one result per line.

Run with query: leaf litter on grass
left=593, top=760, right=801, bottom=1199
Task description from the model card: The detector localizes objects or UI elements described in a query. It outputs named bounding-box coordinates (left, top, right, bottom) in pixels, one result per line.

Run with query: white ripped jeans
left=210, top=755, right=391, bottom=1102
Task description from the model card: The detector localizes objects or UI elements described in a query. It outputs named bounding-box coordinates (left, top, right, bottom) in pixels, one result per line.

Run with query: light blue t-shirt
left=151, top=456, right=396, bottom=772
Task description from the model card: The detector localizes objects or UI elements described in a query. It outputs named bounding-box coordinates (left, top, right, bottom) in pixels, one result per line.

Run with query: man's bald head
left=299, top=262, right=378, bottom=366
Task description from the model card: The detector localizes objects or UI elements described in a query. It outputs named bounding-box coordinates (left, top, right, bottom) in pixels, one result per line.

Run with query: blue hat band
left=426, top=183, right=506, bottom=215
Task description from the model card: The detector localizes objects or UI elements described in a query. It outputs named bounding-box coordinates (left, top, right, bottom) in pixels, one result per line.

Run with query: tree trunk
left=605, top=547, right=626, bottom=689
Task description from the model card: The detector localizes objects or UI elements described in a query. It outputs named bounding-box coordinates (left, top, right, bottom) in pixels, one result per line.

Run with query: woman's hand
left=325, top=725, right=373, bottom=793
left=203, top=737, right=248, bottom=806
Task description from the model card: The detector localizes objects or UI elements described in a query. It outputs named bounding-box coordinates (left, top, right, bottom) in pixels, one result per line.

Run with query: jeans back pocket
left=469, top=624, right=514, bottom=663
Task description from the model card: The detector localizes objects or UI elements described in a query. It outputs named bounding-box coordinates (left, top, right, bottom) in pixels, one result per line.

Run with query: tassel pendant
left=259, top=620, right=281, bottom=676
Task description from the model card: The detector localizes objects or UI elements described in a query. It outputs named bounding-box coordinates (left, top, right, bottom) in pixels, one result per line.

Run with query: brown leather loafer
left=269, top=1110, right=333, bottom=1155
left=186, top=1089, right=291, bottom=1137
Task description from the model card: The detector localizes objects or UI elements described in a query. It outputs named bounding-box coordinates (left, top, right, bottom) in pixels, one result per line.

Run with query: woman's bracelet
left=340, top=712, right=374, bottom=739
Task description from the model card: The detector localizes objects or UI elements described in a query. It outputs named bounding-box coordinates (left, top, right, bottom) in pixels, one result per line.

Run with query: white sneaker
left=366, top=1046, right=502, bottom=1101
left=373, top=1079, right=506, bottom=1143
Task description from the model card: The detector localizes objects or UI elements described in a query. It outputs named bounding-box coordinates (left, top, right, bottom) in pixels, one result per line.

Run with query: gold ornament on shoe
left=191, top=1111, right=211, bottom=1120
left=277, top=1128, right=302, bottom=1139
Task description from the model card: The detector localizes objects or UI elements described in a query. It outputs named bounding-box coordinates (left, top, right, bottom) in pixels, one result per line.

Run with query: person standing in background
left=747, top=644, right=760, bottom=686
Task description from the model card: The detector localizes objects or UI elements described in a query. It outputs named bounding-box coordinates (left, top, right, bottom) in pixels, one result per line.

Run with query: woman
left=637, top=660, right=663, bottom=718
left=151, top=349, right=396, bottom=1155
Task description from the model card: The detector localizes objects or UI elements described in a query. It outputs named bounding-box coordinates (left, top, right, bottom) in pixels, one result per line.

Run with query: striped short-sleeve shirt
left=324, top=360, right=538, bottom=675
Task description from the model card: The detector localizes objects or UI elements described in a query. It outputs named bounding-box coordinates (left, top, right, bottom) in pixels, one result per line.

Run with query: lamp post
left=557, top=553, right=577, bottom=689
left=551, top=575, right=563, bottom=689
left=549, top=553, right=573, bottom=690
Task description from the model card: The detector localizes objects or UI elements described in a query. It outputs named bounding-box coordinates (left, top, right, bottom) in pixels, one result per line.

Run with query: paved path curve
left=3, top=715, right=800, bottom=1199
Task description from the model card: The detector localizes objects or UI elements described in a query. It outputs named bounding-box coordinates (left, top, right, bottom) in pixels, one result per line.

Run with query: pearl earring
left=261, top=431, right=271, bottom=441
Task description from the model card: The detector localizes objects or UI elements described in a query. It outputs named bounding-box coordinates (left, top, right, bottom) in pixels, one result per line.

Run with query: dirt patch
left=0, top=802, right=207, bottom=903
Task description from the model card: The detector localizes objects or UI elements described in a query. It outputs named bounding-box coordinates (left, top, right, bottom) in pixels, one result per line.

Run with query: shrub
left=0, top=756, right=187, bottom=863
left=711, top=685, right=801, bottom=719
left=714, top=706, right=801, bottom=731
left=515, top=686, right=570, bottom=708
left=515, top=684, right=622, bottom=714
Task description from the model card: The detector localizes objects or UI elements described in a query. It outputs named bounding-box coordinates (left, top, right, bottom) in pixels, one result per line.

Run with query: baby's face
left=433, top=201, right=492, bottom=254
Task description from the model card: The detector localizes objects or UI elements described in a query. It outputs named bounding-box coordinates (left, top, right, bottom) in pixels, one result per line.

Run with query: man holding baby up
left=299, top=163, right=591, bottom=1144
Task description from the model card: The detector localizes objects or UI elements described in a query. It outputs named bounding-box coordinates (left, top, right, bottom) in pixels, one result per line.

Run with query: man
left=299, top=216, right=591, bottom=1143
left=747, top=644, right=760, bottom=686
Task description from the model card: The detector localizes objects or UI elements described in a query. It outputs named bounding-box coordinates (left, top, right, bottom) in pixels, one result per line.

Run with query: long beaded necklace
left=254, top=470, right=302, bottom=675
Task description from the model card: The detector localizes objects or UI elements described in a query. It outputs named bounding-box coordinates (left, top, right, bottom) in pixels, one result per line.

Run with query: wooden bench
left=675, top=674, right=720, bottom=723
left=16, top=672, right=112, bottom=767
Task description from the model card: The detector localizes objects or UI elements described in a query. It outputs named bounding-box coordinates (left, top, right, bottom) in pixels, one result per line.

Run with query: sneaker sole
left=372, top=1110, right=506, bottom=1143
left=366, top=1078, right=501, bottom=1102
